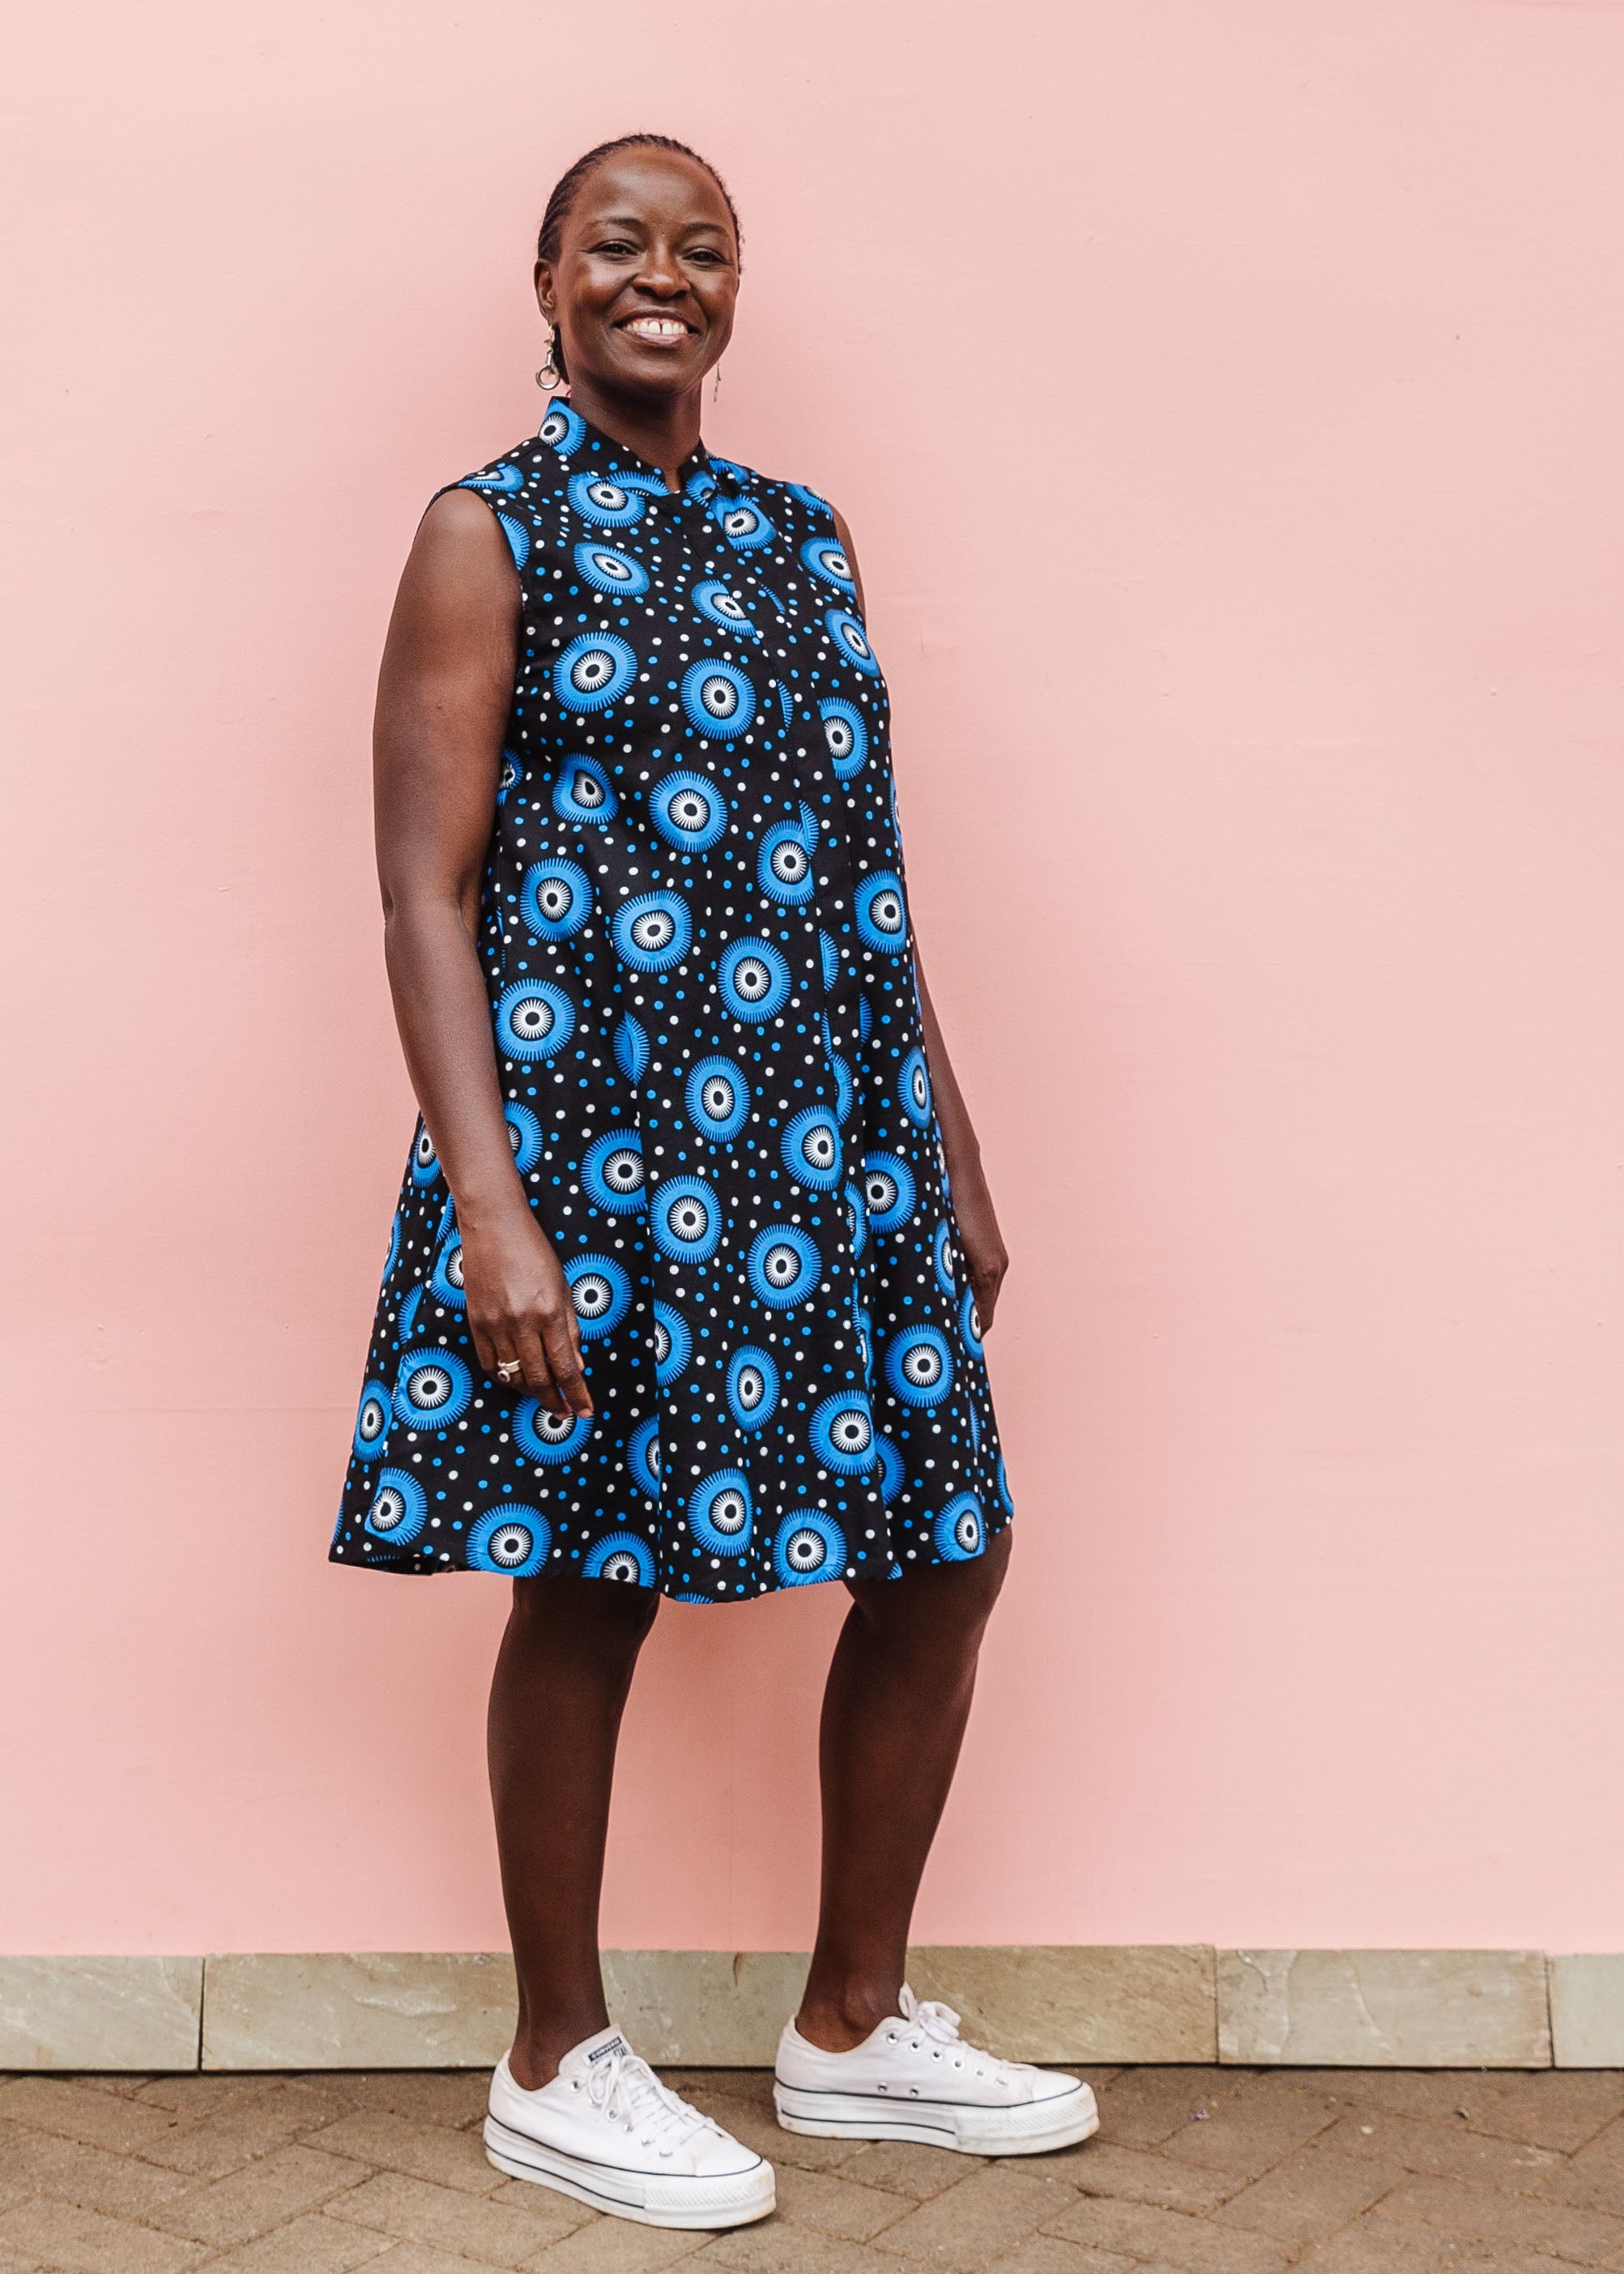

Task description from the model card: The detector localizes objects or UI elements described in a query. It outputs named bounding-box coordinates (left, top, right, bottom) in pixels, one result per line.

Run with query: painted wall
left=4, top=0, right=1622, bottom=1960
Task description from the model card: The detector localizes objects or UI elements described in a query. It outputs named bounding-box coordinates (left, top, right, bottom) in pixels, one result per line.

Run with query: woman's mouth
left=620, top=315, right=695, bottom=343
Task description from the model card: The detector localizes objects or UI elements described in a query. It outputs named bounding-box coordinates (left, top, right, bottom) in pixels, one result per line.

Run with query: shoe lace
left=583, top=2044, right=710, bottom=2154
left=896, top=1984, right=1024, bottom=2083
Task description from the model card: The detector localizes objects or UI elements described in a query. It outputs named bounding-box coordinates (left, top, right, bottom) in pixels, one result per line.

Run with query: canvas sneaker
left=774, top=1985, right=1098, bottom=2157
left=485, top=2026, right=775, bottom=2227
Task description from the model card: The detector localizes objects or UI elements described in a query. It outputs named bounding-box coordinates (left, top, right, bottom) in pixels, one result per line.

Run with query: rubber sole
left=484, top=2114, right=776, bottom=2229
left=773, top=2080, right=1100, bottom=2158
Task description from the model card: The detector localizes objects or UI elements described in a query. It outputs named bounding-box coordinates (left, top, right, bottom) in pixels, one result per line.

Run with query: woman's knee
left=850, top=1525, right=1012, bottom=1645
left=509, top=1572, right=661, bottom=1660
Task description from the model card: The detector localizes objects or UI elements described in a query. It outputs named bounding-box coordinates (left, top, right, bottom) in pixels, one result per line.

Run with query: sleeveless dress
left=330, top=401, right=1011, bottom=1599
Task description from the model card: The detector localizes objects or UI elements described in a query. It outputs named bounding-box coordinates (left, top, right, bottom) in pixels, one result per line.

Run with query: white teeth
left=627, top=318, right=688, bottom=337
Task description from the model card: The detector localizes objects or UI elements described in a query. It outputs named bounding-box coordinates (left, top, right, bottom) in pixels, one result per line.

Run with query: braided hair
left=535, top=134, right=741, bottom=384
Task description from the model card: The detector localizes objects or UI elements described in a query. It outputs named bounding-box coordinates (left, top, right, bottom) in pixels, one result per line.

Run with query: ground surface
left=2, top=2063, right=1624, bottom=2271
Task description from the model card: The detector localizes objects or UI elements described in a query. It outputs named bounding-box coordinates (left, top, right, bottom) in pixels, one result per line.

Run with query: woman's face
left=536, top=150, right=739, bottom=403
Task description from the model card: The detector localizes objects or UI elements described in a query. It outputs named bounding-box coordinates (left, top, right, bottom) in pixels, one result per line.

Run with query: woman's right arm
left=373, top=489, right=590, bottom=1417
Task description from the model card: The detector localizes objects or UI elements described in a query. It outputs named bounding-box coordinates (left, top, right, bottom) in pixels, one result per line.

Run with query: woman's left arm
left=830, top=506, right=1009, bottom=1329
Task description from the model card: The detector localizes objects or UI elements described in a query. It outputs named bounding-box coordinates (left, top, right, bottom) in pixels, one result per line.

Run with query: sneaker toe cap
left=689, top=2127, right=767, bottom=2179
left=1031, top=2067, right=1086, bottom=2105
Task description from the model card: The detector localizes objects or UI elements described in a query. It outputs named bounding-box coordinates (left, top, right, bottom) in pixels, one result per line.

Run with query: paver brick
left=142, top=2079, right=361, bottom=2177
left=0, top=2192, right=210, bottom=2274
left=1280, top=2070, right=1511, bottom=2125
left=770, top=2162, right=912, bottom=2239
left=1291, top=2213, right=1462, bottom=2270
left=152, top=2143, right=373, bottom=2245
left=697, top=2227, right=879, bottom=2273
left=842, top=2140, right=985, bottom=2199
left=1065, top=2141, right=1238, bottom=2212
left=202, top=2211, right=395, bottom=2272
left=327, top=2168, right=585, bottom=2260
left=1540, top=2115, right=1624, bottom=2216
left=981, top=2236, right=1140, bottom=2272
left=321, top=2072, right=496, bottom=2129
left=310, top=2110, right=507, bottom=2193
left=538, top=2216, right=712, bottom=2271
left=1091, top=2071, right=1243, bottom=2148
left=1042, top=2194, right=1291, bottom=2273
left=872, top=2165, right=1079, bottom=2267
left=1320, top=2105, right=1563, bottom=2190
left=1471, top=2073, right=1624, bottom=2155
left=1377, top=2171, right=1624, bottom=2261
left=1161, top=2084, right=1342, bottom=2180
left=1212, top=2144, right=1400, bottom=2242
left=0, top=2077, right=187, bottom=2159
left=0, top=2118, right=195, bottom=2216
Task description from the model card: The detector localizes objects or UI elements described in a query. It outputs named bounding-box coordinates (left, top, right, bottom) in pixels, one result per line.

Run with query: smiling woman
left=330, top=131, right=1083, bottom=2229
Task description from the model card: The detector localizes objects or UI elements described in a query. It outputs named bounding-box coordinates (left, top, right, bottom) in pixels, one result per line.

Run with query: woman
left=332, top=133, right=1096, bottom=2230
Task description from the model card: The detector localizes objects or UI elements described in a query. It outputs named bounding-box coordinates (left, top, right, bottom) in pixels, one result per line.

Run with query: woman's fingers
left=539, top=1301, right=593, bottom=1416
left=514, top=1319, right=562, bottom=1410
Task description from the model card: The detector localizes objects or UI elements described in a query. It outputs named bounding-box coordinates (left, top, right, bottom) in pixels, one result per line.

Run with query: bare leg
left=487, top=1574, right=660, bottom=2088
left=796, top=1528, right=1012, bottom=2050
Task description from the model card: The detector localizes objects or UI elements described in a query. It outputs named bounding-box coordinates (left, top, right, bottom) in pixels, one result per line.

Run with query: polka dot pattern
left=330, top=407, right=1010, bottom=1597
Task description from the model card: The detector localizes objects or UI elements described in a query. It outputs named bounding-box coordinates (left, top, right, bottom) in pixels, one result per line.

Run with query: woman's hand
left=458, top=1205, right=592, bottom=1418
left=947, top=1150, right=1009, bottom=1331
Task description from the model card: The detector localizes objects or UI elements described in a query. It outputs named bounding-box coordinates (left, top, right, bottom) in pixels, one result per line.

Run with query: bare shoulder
left=393, top=486, right=521, bottom=645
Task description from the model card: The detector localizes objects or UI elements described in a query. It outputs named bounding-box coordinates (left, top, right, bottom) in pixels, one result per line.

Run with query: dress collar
left=547, top=392, right=710, bottom=489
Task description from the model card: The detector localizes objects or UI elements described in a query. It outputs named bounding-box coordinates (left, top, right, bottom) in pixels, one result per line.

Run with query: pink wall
left=6, top=0, right=1623, bottom=1960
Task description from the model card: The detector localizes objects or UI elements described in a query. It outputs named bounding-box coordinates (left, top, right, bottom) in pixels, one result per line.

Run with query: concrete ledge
left=1217, top=1949, right=1552, bottom=2067
left=0, top=1957, right=202, bottom=2072
left=203, top=1952, right=518, bottom=2071
left=1549, top=1956, right=1624, bottom=2067
left=3, top=1948, right=1610, bottom=2071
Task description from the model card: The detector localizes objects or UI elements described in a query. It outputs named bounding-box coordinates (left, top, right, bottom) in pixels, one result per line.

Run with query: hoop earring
left=535, top=326, right=562, bottom=391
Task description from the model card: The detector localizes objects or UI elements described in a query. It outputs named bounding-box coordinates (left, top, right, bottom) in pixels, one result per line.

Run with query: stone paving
left=3, top=2062, right=1624, bottom=2272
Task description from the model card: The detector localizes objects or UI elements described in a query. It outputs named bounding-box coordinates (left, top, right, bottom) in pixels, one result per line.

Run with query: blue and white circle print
left=335, top=411, right=1011, bottom=1595
left=681, top=659, right=757, bottom=739
left=933, top=1493, right=984, bottom=1562
left=520, top=858, right=592, bottom=941
left=565, top=1253, right=632, bottom=1339
left=514, top=1402, right=592, bottom=1466
left=810, top=1393, right=875, bottom=1476
left=495, top=979, right=575, bottom=1061
left=470, top=1506, right=551, bottom=1576
left=782, top=1107, right=842, bottom=1192
left=573, top=540, right=650, bottom=597
left=653, top=1301, right=692, bottom=1388
left=582, top=1130, right=646, bottom=1214
left=691, top=579, right=759, bottom=639
left=584, top=1532, right=657, bottom=1585
left=568, top=471, right=646, bottom=527
left=365, top=1468, right=428, bottom=1546
left=747, top=1225, right=821, bottom=1308
left=773, top=1509, right=846, bottom=1586
left=394, top=1348, right=474, bottom=1431
left=650, top=1175, right=722, bottom=1264
left=612, top=892, right=691, bottom=974
left=552, top=753, right=617, bottom=826
left=688, top=1469, right=754, bottom=1556
left=353, top=1380, right=391, bottom=1463
left=718, top=937, right=791, bottom=1022
left=885, top=1325, right=953, bottom=1409
left=687, top=1056, right=751, bottom=1143
left=554, top=632, right=637, bottom=713
left=650, top=771, right=729, bottom=854
left=726, top=1346, right=780, bottom=1431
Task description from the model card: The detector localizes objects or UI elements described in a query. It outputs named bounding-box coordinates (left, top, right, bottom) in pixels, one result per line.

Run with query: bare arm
left=830, top=506, right=1009, bottom=1329
left=374, top=489, right=590, bottom=1414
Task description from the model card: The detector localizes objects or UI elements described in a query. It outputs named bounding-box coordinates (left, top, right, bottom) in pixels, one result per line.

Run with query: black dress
left=330, top=401, right=1011, bottom=1598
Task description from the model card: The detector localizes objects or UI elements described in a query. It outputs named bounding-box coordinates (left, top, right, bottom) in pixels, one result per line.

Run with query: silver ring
left=495, top=1359, right=522, bottom=1383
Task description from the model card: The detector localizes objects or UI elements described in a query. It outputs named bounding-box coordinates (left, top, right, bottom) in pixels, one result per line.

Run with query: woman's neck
left=562, top=376, right=704, bottom=489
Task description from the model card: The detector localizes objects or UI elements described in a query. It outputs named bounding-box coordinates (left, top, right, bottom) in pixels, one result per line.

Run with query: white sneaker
left=485, top=2027, right=775, bottom=2228
left=774, top=1985, right=1098, bottom=2157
